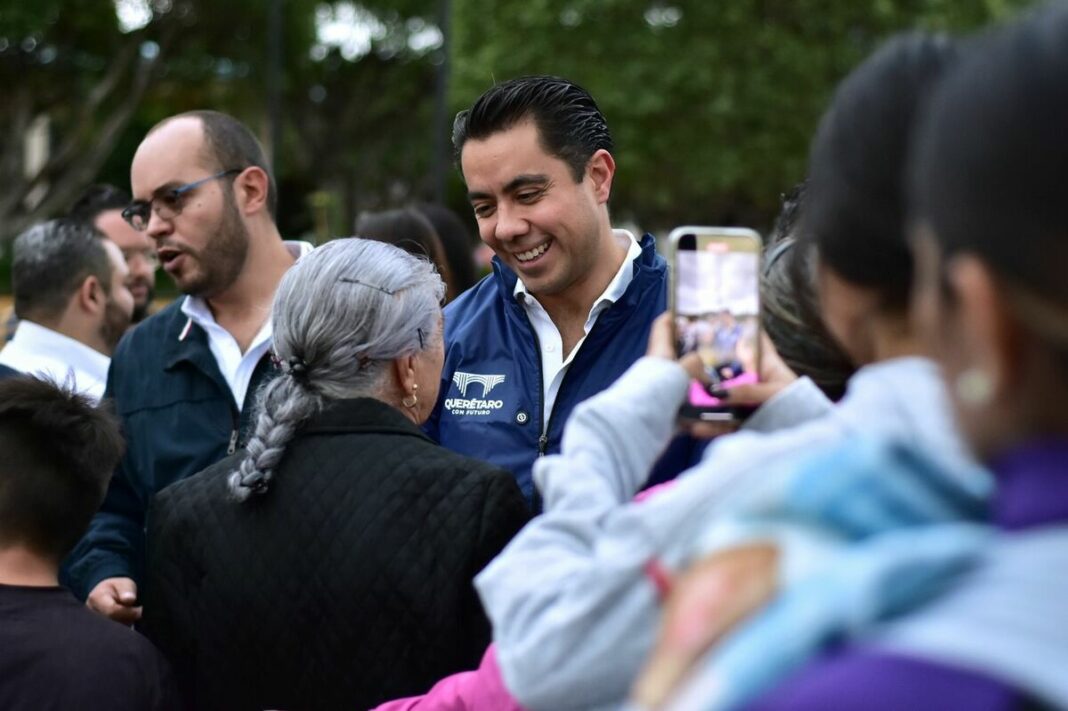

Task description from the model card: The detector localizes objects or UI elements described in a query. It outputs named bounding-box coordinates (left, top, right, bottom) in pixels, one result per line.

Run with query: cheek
left=478, top=219, right=499, bottom=246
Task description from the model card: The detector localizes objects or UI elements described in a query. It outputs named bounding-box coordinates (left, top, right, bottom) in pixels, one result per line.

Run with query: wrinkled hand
left=631, top=543, right=780, bottom=710
left=87, top=576, right=142, bottom=624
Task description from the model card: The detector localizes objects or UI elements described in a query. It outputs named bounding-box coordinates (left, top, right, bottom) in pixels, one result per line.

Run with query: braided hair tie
left=271, top=353, right=309, bottom=380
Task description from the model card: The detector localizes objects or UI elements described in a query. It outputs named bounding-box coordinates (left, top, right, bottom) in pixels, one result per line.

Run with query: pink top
left=688, top=371, right=759, bottom=407
left=371, top=645, right=524, bottom=711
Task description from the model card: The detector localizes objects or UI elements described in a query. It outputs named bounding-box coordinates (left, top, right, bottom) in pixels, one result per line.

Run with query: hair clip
left=271, top=352, right=309, bottom=379
left=339, top=277, right=397, bottom=295
left=417, top=327, right=425, bottom=350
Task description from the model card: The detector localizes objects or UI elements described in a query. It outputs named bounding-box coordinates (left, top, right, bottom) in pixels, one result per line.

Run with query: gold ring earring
left=955, top=368, right=993, bottom=406
left=402, top=383, right=419, bottom=409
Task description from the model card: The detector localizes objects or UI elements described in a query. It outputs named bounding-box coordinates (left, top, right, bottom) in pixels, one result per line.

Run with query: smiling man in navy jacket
left=425, top=76, right=671, bottom=507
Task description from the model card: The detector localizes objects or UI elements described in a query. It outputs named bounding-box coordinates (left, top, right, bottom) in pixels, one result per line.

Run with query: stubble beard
left=180, top=194, right=251, bottom=299
left=99, top=296, right=133, bottom=354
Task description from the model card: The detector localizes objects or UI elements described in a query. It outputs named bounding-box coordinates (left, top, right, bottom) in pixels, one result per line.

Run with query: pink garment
left=688, top=371, right=759, bottom=406
left=371, top=645, right=524, bottom=711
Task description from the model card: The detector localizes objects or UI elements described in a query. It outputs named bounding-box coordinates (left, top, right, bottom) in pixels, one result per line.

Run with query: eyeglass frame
left=121, top=168, right=243, bottom=231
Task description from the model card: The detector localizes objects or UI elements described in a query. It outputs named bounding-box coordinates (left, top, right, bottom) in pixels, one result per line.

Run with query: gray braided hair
left=228, top=238, right=445, bottom=501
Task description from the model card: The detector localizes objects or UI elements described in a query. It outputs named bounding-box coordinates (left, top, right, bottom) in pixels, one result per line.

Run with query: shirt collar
left=8, top=320, right=110, bottom=380
left=513, top=229, right=642, bottom=312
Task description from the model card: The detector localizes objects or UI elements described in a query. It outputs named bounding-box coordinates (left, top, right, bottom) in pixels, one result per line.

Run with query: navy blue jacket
left=64, top=300, right=275, bottom=599
left=425, top=234, right=680, bottom=504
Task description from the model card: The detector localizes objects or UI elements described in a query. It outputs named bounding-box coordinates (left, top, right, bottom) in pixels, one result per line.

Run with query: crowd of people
left=2, top=2, right=1068, bottom=709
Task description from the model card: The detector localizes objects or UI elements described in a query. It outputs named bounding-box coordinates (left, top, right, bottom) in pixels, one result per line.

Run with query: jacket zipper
left=517, top=306, right=548, bottom=512
left=226, top=427, right=239, bottom=456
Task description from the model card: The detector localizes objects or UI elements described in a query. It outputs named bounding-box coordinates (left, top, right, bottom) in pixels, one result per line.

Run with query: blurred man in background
left=0, top=219, right=133, bottom=403
left=71, top=184, right=158, bottom=324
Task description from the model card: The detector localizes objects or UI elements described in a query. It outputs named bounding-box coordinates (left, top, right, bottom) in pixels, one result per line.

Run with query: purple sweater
left=745, top=441, right=1068, bottom=711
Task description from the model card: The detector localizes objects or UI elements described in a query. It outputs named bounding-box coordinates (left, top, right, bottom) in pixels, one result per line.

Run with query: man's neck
left=36, top=315, right=109, bottom=357
left=202, top=228, right=295, bottom=353
left=0, top=546, right=59, bottom=587
left=531, top=228, right=631, bottom=356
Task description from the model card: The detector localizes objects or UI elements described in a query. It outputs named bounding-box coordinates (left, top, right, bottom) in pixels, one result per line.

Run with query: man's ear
left=586, top=149, right=616, bottom=204
left=233, top=166, right=271, bottom=216
left=77, top=275, right=105, bottom=316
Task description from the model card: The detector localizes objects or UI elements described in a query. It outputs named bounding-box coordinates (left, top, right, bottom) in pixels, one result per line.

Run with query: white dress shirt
left=179, top=241, right=313, bottom=409
left=514, top=229, right=643, bottom=432
left=0, top=320, right=111, bottom=403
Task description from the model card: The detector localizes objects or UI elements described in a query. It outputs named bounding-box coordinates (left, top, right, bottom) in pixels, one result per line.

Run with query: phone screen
left=672, top=228, right=762, bottom=418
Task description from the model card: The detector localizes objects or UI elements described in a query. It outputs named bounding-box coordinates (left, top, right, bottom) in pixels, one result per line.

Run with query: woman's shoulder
left=153, top=451, right=243, bottom=516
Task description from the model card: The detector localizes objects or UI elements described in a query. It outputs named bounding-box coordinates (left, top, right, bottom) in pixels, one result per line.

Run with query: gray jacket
left=474, top=356, right=981, bottom=711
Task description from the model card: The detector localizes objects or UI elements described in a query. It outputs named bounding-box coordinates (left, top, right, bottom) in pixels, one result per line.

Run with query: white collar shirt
left=0, top=320, right=110, bottom=403
left=514, top=229, right=643, bottom=432
left=179, top=240, right=313, bottom=410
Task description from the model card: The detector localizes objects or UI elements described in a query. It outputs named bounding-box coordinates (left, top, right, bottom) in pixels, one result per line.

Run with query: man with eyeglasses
left=70, top=184, right=159, bottom=324
left=65, top=110, right=308, bottom=625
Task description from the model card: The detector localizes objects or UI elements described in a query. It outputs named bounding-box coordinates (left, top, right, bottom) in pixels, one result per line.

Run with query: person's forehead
left=461, top=120, right=563, bottom=186
left=101, top=239, right=129, bottom=273
left=94, top=209, right=152, bottom=249
left=130, top=117, right=210, bottom=196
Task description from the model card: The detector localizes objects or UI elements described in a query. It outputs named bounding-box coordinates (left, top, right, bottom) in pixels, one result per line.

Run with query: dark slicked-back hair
left=68, top=184, right=131, bottom=224
left=152, top=110, right=277, bottom=218
left=803, top=32, right=958, bottom=311
left=12, top=219, right=113, bottom=323
left=912, top=4, right=1068, bottom=319
left=0, top=377, right=123, bottom=560
left=452, top=75, right=613, bottom=182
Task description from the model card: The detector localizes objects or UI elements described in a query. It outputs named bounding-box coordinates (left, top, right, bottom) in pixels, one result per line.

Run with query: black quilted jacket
left=142, top=397, right=530, bottom=711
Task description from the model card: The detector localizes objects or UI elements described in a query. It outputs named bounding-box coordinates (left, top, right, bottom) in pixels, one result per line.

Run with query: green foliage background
left=451, top=0, right=1033, bottom=231
left=0, top=0, right=1039, bottom=273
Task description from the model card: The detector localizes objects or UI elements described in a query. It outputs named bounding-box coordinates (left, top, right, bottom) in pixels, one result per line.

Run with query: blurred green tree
left=450, top=0, right=1035, bottom=233
left=0, top=0, right=445, bottom=243
left=0, top=0, right=1040, bottom=246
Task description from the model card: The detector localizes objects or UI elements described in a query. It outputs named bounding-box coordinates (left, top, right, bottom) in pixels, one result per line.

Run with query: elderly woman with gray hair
left=141, top=238, right=529, bottom=711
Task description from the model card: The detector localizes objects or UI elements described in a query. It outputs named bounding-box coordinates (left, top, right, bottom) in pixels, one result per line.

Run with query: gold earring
left=402, top=383, right=419, bottom=409
left=955, top=368, right=993, bottom=406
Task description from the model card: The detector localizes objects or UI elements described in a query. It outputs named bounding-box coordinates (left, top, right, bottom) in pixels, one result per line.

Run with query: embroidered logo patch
left=445, top=371, right=507, bottom=416
left=452, top=371, right=506, bottom=398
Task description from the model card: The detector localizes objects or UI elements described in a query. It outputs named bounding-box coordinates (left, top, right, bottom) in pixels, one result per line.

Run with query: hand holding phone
left=670, top=227, right=763, bottom=421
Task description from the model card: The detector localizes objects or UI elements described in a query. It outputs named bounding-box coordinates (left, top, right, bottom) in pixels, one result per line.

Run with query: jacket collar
left=303, top=397, right=437, bottom=443
left=156, top=304, right=238, bottom=411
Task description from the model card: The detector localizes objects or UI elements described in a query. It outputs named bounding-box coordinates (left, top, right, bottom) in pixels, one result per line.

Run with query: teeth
left=516, top=242, right=550, bottom=262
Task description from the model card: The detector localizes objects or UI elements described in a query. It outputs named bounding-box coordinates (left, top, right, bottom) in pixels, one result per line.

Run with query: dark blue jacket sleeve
left=63, top=353, right=147, bottom=600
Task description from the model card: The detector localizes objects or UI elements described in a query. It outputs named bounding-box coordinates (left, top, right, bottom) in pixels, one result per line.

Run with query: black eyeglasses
left=122, top=169, right=243, bottom=231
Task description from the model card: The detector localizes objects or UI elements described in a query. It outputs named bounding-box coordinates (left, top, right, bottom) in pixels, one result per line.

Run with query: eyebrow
left=130, top=181, right=182, bottom=204
left=467, top=173, right=550, bottom=202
